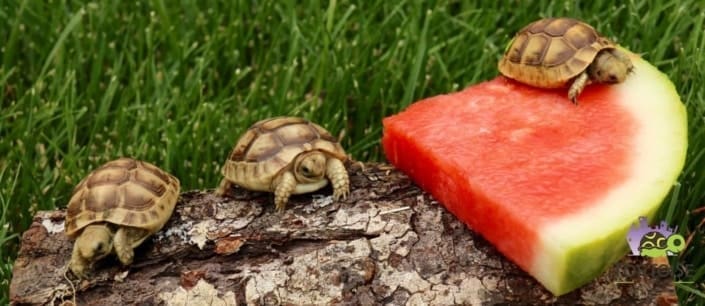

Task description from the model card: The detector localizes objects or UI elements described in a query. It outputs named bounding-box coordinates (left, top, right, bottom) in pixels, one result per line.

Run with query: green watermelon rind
left=533, top=50, right=688, bottom=295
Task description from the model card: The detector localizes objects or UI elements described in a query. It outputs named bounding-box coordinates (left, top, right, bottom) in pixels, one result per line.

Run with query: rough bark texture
left=10, top=162, right=678, bottom=305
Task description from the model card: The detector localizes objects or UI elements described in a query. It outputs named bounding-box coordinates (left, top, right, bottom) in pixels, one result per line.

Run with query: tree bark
left=10, top=162, right=678, bottom=305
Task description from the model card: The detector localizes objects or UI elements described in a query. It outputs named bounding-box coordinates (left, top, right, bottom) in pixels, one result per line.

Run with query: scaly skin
left=114, top=227, right=134, bottom=266
left=69, top=243, right=90, bottom=278
left=568, top=72, right=589, bottom=105
left=326, top=158, right=350, bottom=201
left=610, top=49, right=634, bottom=73
left=215, top=178, right=233, bottom=196
left=274, top=171, right=297, bottom=212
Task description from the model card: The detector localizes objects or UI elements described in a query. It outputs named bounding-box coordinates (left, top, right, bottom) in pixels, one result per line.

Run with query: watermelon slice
left=381, top=51, right=687, bottom=295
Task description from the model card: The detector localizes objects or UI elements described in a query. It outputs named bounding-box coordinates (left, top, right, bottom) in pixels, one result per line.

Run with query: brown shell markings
left=65, top=157, right=180, bottom=238
left=231, top=117, right=344, bottom=161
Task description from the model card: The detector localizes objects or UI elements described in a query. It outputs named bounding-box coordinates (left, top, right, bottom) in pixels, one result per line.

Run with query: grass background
left=1, top=0, right=704, bottom=303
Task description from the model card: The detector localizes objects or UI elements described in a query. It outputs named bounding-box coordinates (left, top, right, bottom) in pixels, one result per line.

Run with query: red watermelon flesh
left=382, top=52, right=687, bottom=295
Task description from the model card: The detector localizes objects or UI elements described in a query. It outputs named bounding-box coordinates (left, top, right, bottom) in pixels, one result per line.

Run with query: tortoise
left=65, top=157, right=180, bottom=278
left=498, top=17, right=634, bottom=104
left=215, top=116, right=350, bottom=212
left=638, top=231, right=686, bottom=257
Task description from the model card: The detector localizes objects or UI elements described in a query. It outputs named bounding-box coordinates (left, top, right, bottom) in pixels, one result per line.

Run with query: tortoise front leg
left=115, top=227, right=151, bottom=267
left=568, top=71, right=589, bottom=105
left=215, top=178, right=233, bottom=196
left=273, top=171, right=297, bottom=212
left=326, top=158, right=350, bottom=201
left=69, top=243, right=90, bottom=278
left=113, top=227, right=134, bottom=266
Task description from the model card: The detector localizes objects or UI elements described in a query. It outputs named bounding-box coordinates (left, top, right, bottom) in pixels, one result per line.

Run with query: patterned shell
left=222, top=116, right=347, bottom=190
left=498, top=17, right=616, bottom=88
left=65, top=158, right=180, bottom=238
left=639, top=231, right=667, bottom=250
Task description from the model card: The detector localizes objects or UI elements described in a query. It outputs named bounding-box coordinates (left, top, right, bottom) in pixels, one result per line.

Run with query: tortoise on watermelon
left=638, top=231, right=686, bottom=257
left=215, top=116, right=350, bottom=212
left=498, top=17, right=634, bottom=104
left=65, top=158, right=181, bottom=278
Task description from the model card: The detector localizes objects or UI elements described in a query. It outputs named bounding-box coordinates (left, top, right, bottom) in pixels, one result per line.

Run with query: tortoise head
left=76, top=224, right=114, bottom=261
left=666, top=234, right=686, bottom=254
left=293, top=151, right=327, bottom=183
left=588, top=49, right=634, bottom=84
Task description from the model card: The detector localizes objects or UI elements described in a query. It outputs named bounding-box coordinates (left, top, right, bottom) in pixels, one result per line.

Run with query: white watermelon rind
left=533, top=50, right=688, bottom=295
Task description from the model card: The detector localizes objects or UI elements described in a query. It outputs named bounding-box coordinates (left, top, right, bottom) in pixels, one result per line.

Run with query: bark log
left=10, top=162, right=678, bottom=305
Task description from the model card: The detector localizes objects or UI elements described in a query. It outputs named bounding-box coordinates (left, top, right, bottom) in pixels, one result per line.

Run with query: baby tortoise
left=65, top=157, right=180, bottom=278
left=498, top=17, right=634, bottom=104
left=216, top=116, right=350, bottom=212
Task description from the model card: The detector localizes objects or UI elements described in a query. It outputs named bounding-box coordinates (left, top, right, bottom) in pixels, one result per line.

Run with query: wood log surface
left=9, top=162, right=679, bottom=305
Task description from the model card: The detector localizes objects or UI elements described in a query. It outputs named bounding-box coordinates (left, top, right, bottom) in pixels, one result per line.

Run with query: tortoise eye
left=94, top=242, right=105, bottom=253
left=301, top=166, right=310, bottom=174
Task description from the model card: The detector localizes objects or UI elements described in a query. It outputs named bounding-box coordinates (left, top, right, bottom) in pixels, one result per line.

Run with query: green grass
left=1, top=0, right=704, bottom=303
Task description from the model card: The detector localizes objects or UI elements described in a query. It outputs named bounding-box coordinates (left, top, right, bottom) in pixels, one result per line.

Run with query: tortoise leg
left=568, top=72, right=589, bottom=105
left=215, top=178, right=233, bottom=196
left=69, top=242, right=90, bottom=278
left=274, top=171, right=297, bottom=212
left=326, top=158, right=350, bottom=201
left=113, top=227, right=135, bottom=266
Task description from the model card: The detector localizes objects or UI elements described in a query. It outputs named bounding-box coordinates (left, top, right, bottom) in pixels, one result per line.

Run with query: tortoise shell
left=498, top=17, right=616, bottom=88
left=221, top=116, right=347, bottom=191
left=639, top=231, right=667, bottom=250
left=65, top=157, right=180, bottom=238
